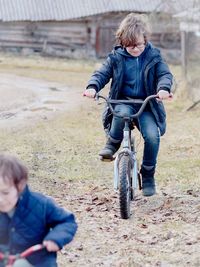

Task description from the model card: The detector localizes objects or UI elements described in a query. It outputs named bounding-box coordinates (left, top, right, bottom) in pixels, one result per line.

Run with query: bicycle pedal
left=100, top=156, right=115, bottom=162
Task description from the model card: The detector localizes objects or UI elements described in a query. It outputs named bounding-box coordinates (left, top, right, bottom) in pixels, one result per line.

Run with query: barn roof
left=0, top=0, right=197, bottom=22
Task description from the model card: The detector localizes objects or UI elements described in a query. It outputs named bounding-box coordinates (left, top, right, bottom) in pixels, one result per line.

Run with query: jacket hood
left=114, top=46, right=132, bottom=57
left=113, top=43, right=161, bottom=62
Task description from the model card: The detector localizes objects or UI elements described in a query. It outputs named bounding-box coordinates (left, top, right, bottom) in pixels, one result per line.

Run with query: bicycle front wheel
left=119, top=154, right=133, bottom=219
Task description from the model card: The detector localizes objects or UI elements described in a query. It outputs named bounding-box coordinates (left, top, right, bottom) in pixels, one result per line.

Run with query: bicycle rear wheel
left=119, top=154, right=133, bottom=219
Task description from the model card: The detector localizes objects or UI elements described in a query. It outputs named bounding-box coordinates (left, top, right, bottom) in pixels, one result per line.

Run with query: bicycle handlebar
left=96, top=94, right=158, bottom=119
left=0, top=244, right=45, bottom=265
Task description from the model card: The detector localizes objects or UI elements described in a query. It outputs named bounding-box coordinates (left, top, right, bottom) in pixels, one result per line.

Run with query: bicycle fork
left=114, top=150, right=138, bottom=191
left=114, top=153, right=119, bottom=190
left=114, top=121, right=129, bottom=190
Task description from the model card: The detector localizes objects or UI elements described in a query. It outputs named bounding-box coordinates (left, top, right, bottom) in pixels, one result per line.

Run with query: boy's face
left=126, top=35, right=146, bottom=57
left=0, top=177, right=18, bottom=212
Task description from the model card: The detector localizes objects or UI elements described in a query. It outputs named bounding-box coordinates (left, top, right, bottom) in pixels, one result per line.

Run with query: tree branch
left=186, top=99, right=200, bottom=111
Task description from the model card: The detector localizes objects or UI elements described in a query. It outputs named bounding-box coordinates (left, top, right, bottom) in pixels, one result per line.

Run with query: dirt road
left=0, top=73, right=83, bottom=129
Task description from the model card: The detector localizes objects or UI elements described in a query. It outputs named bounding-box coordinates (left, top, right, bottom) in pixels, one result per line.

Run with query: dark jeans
left=109, top=104, right=160, bottom=167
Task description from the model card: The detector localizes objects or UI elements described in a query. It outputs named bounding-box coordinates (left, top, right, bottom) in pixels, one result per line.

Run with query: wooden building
left=0, top=0, right=193, bottom=62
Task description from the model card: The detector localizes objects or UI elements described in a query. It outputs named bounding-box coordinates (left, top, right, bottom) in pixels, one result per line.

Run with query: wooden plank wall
left=0, top=20, right=92, bottom=58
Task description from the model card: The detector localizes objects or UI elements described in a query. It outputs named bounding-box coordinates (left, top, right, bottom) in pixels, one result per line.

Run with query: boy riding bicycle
left=84, top=13, right=173, bottom=197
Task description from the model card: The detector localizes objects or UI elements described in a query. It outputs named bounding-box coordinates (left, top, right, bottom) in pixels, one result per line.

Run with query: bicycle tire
left=119, top=154, right=133, bottom=219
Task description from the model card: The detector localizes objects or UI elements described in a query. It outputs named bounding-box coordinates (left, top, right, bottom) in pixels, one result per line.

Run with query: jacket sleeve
left=86, top=56, right=113, bottom=92
left=43, top=197, right=78, bottom=249
left=155, top=60, right=173, bottom=92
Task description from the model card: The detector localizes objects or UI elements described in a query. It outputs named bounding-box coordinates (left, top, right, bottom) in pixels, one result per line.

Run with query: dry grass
left=0, top=53, right=199, bottom=267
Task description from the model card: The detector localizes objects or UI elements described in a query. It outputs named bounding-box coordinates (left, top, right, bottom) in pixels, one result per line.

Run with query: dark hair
left=0, top=154, right=28, bottom=190
left=115, top=13, right=151, bottom=47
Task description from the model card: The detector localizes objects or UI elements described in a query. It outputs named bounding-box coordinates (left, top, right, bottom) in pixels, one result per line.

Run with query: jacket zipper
left=136, top=57, right=139, bottom=96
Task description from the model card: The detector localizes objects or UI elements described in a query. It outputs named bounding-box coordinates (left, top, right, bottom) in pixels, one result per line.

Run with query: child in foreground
left=0, top=154, right=77, bottom=267
left=84, top=13, right=173, bottom=196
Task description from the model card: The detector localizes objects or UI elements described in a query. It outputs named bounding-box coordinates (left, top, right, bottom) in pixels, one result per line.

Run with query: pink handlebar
left=20, top=244, right=45, bottom=258
left=0, top=244, right=45, bottom=266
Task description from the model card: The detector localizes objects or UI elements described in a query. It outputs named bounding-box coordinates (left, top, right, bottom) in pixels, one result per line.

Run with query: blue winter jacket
left=87, top=43, right=173, bottom=135
left=0, top=186, right=77, bottom=267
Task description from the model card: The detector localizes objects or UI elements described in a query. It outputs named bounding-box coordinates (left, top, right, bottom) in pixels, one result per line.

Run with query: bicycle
left=96, top=94, right=158, bottom=219
left=0, top=244, right=45, bottom=267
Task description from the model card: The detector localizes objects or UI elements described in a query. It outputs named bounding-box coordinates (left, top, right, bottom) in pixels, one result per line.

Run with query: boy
left=0, top=154, right=77, bottom=267
left=84, top=13, right=173, bottom=196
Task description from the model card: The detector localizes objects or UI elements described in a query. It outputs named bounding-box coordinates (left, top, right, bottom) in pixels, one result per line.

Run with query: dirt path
left=58, top=181, right=200, bottom=267
left=0, top=73, right=83, bottom=129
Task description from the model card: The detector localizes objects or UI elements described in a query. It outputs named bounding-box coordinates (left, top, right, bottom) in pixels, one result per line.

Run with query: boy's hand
left=43, top=240, right=60, bottom=252
left=83, top=88, right=96, bottom=98
left=158, top=90, right=172, bottom=100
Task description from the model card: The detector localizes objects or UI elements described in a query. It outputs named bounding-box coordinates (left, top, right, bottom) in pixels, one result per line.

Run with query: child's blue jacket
left=0, top=186, right=77, bottom=267
left=87, top=43, right=173, bottom=135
